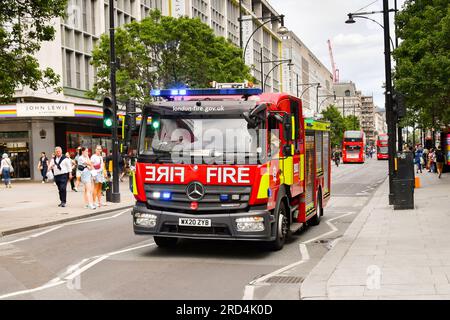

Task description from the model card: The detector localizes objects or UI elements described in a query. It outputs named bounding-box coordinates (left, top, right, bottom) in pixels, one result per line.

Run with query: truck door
left=267, top=114, right=281, bottom=211
left=290, top=99, right=303, bottom=196
left=305, top=131, right=316, bottom=217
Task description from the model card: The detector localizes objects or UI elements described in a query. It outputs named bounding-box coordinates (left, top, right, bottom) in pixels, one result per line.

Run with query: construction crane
left=327, top=39, right=339, bottom=83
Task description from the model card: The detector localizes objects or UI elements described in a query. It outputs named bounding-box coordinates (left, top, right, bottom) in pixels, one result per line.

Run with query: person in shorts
left=91, top=145, right=106, bottom=207
left=78, top=147, right=95, bottom=210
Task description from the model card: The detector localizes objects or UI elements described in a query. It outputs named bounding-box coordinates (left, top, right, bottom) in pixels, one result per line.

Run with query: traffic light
left=103, top=97, right=114, bottom=129
left=392, top=90, right=406, bottom=119
left=126, top=100, right=137, bottom=131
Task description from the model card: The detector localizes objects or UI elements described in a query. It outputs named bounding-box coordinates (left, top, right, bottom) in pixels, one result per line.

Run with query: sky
left=270, top=0, right=406, bottom=109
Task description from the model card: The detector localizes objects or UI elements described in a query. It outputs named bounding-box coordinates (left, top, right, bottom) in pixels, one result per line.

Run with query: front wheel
left=267, top=202, right=289, bottom=251
left=154, top=236, right=178, bottom=248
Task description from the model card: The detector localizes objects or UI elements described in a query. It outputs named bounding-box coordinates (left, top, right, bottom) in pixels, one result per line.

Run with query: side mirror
left=243, top=112, right=258, bottom=129
left=282, top=145, right=292, bottom=157
left=283, top=115, right=292, bottom=142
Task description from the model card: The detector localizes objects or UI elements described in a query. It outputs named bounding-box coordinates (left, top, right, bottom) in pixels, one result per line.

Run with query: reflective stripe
left=291, top=116, right=295, bottom=140
left=280, top=156, right=293, bottom=185
left=257, top=172, right=270, bottom=199
left=132, top=171, right=138, bottom=195
left=300, top=154, right=304, bottom=181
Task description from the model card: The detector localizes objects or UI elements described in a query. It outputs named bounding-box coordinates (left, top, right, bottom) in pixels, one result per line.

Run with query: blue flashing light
left=150, top=88, right=262, bottom=97
left=220, top=194, right=229, bottom=201
left=162, top=192, right=172, bottom=200
left=267, top=188, right=272, bottom=198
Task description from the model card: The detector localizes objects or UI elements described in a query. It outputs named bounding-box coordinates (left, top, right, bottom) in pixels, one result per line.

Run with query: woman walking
left=0, top=153, right=13, bottom=188
left=37, top=152, right=49, bottom=183
left=91, top=145, right=106, bottom=207
left=78, top=147, right=96, bottom=210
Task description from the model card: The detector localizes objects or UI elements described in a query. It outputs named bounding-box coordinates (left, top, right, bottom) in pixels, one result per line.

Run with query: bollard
left=415, top=176, right=421, bottom=188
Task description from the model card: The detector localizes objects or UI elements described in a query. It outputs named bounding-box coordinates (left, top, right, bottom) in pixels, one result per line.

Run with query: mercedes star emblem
left=186, top=182, right=205, bottom=201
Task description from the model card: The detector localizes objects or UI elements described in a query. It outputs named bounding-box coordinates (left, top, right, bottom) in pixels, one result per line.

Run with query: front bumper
left=132, top=203, right=276, bottom=241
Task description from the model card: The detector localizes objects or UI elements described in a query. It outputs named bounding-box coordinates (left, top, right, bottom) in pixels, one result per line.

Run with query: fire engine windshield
left=139, top=115, right=266, bottom=164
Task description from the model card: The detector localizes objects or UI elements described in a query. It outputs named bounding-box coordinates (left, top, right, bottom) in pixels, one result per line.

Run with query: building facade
left=374, top=107, right=387, bottom=136
left=360, top=95, right=376, bottom=145
left=332, top=81, right=362, bottom=123
left=0, top=0, right=328, bottom=180
left=281, top=31, right=334, bottom=116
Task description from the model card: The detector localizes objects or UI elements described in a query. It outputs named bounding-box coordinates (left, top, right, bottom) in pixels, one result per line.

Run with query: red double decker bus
left=342, top=131, right=365, bottom=163
left=376, top=134, right=389, bottom=160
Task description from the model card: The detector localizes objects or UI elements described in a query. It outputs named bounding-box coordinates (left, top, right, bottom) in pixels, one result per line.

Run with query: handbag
left=93, top=163, right=101, bottom=170
left=6, top=159, right=14, bottom=173
left=46, top=170, right=54, bottom=180
left=77, top=165, right=86, bottom=171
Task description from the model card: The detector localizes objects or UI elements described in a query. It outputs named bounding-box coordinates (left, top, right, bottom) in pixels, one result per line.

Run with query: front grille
left=161, top=223, right=231, bottom=236
left=144, top=184, right=251, bottom=213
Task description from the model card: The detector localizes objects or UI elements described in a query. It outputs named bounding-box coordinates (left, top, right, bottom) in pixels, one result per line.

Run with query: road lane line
left=299, top=243, right=309, bottom=261
left=242, top=211, right=356, bottom=300
left=0, top=241, right=155, bottom=299
left=0, top=209, right=131, bottom=246
left=30, top=226, right=63, bottom=238
left=0, top=281, right=65, bottom=300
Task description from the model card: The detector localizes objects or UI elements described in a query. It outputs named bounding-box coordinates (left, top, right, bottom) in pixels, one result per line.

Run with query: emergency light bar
left=150, top=88, right=262, bottom=98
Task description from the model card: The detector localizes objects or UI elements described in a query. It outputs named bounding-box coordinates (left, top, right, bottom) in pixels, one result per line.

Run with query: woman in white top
left=78, top=147, right=96, bottom=210
left=0, top=153, right=13, bottom=188
left=91, top=145, right=106, bottom=207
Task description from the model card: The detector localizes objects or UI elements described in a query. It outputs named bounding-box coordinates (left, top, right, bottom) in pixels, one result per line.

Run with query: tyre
left=154, top=236, right=178, bottom=248
left=308, top=193, right=322, bottom=226
left=267, top=201, right=289, bottom=251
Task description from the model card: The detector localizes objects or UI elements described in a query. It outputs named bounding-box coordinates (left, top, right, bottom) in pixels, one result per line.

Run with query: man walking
left=49, top=146, right=72, bottom=207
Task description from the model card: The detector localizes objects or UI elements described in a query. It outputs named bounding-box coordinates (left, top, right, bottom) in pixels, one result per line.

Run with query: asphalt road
left=0, top=157, right=388, bottom=300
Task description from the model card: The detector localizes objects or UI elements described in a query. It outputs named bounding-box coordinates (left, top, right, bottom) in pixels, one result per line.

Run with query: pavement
left=301, top=169, right=450, bottom=300
left=0, top=178, right=135, bottom=237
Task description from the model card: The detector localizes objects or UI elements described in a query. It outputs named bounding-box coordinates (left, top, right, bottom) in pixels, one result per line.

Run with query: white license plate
left=348, top=154, right=358, bottom=158
left=179, top=218, right=211, bottom=227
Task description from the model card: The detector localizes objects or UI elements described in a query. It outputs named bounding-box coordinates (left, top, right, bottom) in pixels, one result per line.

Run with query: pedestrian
left=37, top=152, right=49, bottom=183
left=414, top=148, right=423, bottom=173
left=91, top=145, right=107, bottom=207
left=78, top=147, right=96, bottom=210
left=423, top=148, right=429, bottom=170
left=74, top=146, right=82, bottom=192
left=435, top=145, right=445, bottom=178
left=48, top=147, right=72, bottom=207
left=66, top=152, right=77, bottom=191
left=0, top=153, right=13, bottom=188
left=429, top=148, right=436, bottom=173
left=119, top=153, right=126, bottom=182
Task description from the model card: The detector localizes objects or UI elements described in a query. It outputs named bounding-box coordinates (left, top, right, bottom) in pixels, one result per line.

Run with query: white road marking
left=0, top=209, right=131, bottom=246
left=242, top=211, right=356, bottom=300
left=0, top=241, right=155, bottom=300
left=29, top=226, right=63, bottom=238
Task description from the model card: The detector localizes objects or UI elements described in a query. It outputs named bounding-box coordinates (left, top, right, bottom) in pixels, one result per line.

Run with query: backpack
left=436, top=150, right=445, bottom=163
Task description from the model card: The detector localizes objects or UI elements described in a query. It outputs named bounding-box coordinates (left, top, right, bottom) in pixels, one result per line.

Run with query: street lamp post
left=317, top=92, right=337, bottom=111
left=109, top=0, right=120, bottom=203
left=345, top=2, right=397, bottom=204
left=239, top=15, right=288, bottom=60
left=238, top=14, right=288, bottom=91
left=263, top=58, right=292, bottom=90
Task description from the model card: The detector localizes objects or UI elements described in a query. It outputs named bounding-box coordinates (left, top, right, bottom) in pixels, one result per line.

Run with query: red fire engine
left=130, top=85, right=331, bottom=250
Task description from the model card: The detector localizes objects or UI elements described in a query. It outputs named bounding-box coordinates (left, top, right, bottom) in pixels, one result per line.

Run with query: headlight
left=135, top=213, right=157, bottom=227
left=236, top=217, right=265, bottom=232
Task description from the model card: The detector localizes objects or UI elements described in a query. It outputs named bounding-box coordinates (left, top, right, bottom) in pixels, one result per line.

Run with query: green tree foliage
left=321, top=105, right=361, bottom=147
left=394, top=0, right=450, bottom=128
left=88, top=10, right=253, bottom=103
left=0, top=0, right=67, bottom=102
